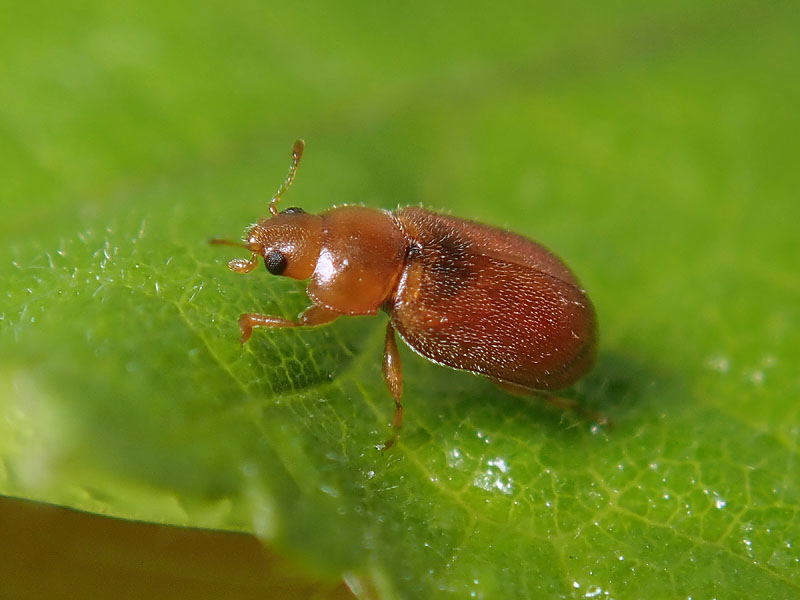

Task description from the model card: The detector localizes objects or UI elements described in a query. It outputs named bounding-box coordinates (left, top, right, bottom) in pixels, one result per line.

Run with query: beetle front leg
left=380, top=320, right=404, bottom=450
left=238, top=304, right=340, bottom=344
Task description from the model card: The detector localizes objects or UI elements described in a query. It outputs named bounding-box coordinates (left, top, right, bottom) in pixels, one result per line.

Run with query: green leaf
left=2, top=1, right=799, bottom=598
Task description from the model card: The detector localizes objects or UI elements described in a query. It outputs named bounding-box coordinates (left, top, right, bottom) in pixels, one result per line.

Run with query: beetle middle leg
left=238, top=304, right=340, bottom=344
left=380, top=320, right=404, bottom=450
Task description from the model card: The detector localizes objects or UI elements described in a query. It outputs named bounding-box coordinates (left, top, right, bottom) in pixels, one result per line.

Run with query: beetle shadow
left=567, top=349, right=683, bottom=423
left=402, top=347, right=682, bottom=443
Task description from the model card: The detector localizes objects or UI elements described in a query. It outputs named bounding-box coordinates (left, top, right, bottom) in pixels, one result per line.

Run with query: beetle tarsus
left=377, top=399, right=404, bottom=451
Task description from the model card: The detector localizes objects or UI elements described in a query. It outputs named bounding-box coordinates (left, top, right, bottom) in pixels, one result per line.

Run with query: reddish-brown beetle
left=213, top=140, right=597, bottom=448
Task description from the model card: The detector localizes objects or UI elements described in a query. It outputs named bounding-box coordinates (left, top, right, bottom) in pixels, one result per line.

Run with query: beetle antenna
left=268, top=139, right=305, bottom=216
left=208, top=238, right=247, bottom=248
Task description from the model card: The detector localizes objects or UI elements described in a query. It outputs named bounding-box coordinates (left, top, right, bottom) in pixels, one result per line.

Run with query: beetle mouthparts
left=227, top=255, right=259, bottom=274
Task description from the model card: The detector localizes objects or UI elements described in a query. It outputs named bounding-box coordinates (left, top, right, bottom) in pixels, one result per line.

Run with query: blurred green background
left=1, top=1, right=798, bottom=598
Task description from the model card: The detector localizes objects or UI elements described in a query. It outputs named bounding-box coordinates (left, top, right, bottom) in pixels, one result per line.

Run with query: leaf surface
left=1, top=2, right=799, bottom=598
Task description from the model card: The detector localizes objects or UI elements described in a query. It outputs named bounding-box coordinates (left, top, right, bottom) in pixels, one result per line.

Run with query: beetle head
left=210, top=140, right=323, bottom=280
left=235, top=208, right=322, bottom=279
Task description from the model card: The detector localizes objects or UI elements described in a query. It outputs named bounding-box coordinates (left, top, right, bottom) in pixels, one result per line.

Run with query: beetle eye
left=264, top=250, right=287, bottom=275
left=280, top=207, right=305, bottom=215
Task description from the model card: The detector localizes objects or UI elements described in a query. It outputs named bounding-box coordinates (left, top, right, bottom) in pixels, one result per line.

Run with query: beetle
left=212, top=140, right=597, bottom=448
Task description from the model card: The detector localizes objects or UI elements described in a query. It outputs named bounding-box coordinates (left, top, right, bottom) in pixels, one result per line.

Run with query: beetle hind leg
left=379, top=321, right=404, bottom=450
left=491, top=378, right=608, bottom=426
